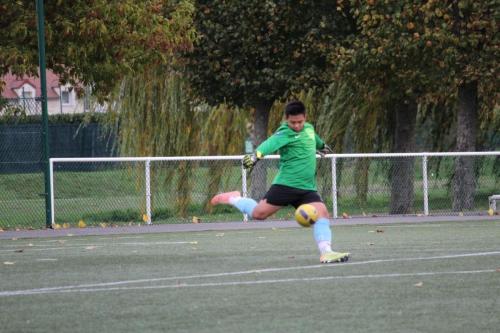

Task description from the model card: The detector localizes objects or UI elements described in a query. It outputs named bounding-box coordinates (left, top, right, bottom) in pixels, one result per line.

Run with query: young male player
left=211, top=101, right=350, bottom=263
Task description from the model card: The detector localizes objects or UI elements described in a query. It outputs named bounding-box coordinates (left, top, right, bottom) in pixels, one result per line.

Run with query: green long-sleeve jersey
left=255, top=122, right=325, bottom=191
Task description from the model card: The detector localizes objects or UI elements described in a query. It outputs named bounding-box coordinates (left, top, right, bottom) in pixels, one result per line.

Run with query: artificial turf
left=0, top=219, right=499, bottom=332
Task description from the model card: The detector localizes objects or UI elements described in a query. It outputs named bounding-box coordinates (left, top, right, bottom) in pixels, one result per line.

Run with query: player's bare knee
left=311, top=202, right=329, bottom=218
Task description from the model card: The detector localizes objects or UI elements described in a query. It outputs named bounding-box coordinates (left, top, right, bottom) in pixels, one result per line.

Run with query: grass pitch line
left=1, top=269, right=496, bottom=297
left=0, top=241, right=196, bottom=253
left=379, top=223, right=500, bottom=229
left=0, top=250, right=499, bottom=297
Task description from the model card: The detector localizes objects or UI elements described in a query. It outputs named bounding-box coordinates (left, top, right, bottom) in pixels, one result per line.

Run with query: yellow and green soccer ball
left=294, top=204, right=318, bottom=227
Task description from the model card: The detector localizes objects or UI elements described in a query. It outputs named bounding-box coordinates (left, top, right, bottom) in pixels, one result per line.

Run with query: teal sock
left=233, top=197, right=258, bottom=217
left=313, top=218, right=332, bottom=254
left=313, top=218, right=332, bottom=242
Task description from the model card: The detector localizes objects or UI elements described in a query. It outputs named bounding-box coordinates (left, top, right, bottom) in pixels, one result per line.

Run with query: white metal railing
left=50, top=151, right=499, bottom=225
left=328, top=151, right=498, bottom=218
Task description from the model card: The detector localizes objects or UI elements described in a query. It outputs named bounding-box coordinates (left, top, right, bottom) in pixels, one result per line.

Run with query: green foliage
left=0, top=111, right=106, bottom=125
left=0, top=0, right=195, bottom=99
left=185, top=0, right=353, bottom=107
left=335, top=0, right=499, bottom=105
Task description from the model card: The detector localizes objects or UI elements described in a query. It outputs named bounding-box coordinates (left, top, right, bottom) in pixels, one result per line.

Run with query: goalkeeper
left=211, top=101, right=349, bottom=263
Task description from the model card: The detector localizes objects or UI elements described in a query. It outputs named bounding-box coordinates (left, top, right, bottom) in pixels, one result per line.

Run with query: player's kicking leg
left=210, top=191, right=281, bottom=219
left=210, top=191, right=259, bottom=217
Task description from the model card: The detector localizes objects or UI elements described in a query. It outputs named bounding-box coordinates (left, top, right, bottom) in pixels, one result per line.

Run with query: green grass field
left=1, top=220, right=499, bottom=332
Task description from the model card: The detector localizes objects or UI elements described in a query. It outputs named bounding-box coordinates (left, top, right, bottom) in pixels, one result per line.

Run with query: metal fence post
left=36, top=0, right=52, bottom=228
left=422, top=155, right=429, bottom=215
left=242, top=164, right=248, bottom=222
left=50, top=159, right=55, bottom=226
left=331, top=156, right=338, bottom=219
left=145, top=159, right=152, bottom=224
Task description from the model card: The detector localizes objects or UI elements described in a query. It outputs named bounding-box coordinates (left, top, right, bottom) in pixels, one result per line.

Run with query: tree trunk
left=390, top=100, right=417, bottom=214
left=355, top=158, right=369, bottom=208
left=250, top=100, right=273, bottom=200
left=453, top=81, right=477, bottom=211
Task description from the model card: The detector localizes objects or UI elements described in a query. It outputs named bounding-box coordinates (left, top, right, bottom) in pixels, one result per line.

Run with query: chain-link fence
left=0, top=99, right=45, bottom=229
left=1, top=152, right=497, bottom=230
left=333, top=153, right=499, bottom=217
left=1, top=97, right=42, bottom=116
left=32, top=153, right=498, bottom=229
left=0, top=100, right=114, bottom=230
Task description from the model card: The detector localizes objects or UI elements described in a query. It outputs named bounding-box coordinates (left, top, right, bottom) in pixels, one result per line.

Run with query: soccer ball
left=294, top=204, right=318, bottom=227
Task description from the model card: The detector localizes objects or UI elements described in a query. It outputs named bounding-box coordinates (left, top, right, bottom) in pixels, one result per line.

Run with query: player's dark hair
left=285, top=101, right=306, bottom=117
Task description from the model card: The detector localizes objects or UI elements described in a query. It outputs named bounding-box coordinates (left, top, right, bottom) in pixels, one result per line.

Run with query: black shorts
left=263, top=184, right=323, bottom=208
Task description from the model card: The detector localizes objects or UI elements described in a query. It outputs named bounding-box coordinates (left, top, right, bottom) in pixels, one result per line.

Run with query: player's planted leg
left=314, top=217, right=350, bottom=263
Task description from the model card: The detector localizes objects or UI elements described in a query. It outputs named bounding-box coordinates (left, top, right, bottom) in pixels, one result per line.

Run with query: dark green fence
left=0, top=106, right=115, bottom=229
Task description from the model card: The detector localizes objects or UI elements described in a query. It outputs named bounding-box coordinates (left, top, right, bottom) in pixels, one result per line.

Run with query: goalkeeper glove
left=242, top=152, right=262, bottom=171
left=317, top=144, right=333, bottom=157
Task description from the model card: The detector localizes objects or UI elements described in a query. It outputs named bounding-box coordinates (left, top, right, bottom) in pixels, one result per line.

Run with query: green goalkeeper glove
left=242, top=152, right=263, bottom=171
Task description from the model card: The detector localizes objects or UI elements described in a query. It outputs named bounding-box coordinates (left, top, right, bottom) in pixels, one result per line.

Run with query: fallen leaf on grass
left=414, top=282, right=423, bottom=287
left=496, top=268, right=500, bottom=272
left=376, top=229, right=384, bottom=233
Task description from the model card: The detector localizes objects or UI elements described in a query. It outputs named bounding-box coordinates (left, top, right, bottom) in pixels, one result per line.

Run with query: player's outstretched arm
left=317, top=143, right=333, bottom=157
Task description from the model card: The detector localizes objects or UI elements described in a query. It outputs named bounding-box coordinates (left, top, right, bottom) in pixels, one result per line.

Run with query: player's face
left=286, top=113, right=306, bottom=132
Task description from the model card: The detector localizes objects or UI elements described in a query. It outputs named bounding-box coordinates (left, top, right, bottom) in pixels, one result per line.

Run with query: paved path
left=0, top=215, right=498, bottom=240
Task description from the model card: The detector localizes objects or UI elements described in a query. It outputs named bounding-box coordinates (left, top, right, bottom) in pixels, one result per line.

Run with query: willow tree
left=185, top=0, right=353, bottom=199
left=105, top=71, right=247, bottom=218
